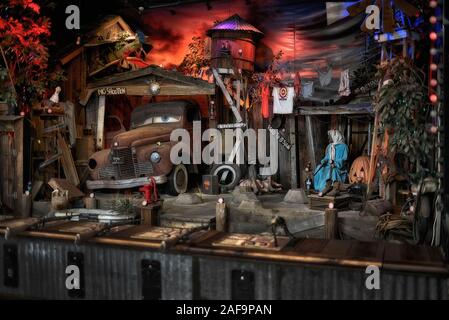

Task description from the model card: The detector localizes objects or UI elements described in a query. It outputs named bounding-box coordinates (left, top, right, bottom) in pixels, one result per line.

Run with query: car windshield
left=134, top=115, right=181, bottom=127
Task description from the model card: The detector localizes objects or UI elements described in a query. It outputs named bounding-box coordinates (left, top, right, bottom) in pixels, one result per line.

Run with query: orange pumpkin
left=349, top=156, right=370, bottom=184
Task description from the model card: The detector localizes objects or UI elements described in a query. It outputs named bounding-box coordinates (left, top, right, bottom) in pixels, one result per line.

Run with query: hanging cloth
left=317, top=66, right=333, bottom=87
left=329, top=129, right=345, bottom=161
left=272, top=86, right=295, bottom=114
left=261, top=85, right=270, bottom=119
left=339, top=69, right=351, bottom=97
left=301, top=81, right=314, bottom=99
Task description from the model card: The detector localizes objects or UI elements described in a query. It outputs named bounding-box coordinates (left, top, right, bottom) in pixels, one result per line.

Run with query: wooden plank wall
left=62, top=54, right=86, bottom=130
left=0, top=117, right=23, bottom=216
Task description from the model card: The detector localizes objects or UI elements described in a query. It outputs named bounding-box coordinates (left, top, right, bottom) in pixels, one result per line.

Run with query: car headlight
left=150, top=152, right=161, bottom=163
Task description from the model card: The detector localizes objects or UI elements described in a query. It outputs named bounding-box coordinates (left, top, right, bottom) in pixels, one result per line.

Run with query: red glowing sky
left=142, top=0, right=363, bottom=78
left=143, top=1, right=260, bottom=68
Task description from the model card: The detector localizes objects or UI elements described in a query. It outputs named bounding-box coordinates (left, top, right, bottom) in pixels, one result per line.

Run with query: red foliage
left=0, top=0, right=51, bottom=104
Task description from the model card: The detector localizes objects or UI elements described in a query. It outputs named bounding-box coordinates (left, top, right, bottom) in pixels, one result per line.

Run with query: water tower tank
left=207, top=14, right=263, bottom=72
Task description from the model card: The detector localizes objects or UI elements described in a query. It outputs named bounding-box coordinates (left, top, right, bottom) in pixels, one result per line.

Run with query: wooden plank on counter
left=295, top=238, right=329, bottom=255
left=383, top=242, right=448, bottom=274
left=5, top=222, right=448, bottom=276
left=320, top=240, right=353, bottom=258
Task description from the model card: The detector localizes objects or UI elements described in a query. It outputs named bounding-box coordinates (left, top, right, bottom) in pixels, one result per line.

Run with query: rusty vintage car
left=86, top=100, right=201, bottom=195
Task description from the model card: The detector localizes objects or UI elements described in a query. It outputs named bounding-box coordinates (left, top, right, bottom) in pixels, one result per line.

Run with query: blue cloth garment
left=313, top=130, right=349, bottom=192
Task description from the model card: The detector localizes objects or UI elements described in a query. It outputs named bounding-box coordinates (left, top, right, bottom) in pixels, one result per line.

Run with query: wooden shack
left=52, top=16, right=154, bottom=175
left=79, top=66, right=215, bottom=151
left=59, top=15, right=151, bottom=107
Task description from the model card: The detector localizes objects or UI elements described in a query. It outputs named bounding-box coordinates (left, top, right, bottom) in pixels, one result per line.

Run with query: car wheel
left=211, top=164, right=241, bottom=192
left=167, top=164, right=189, bottom=196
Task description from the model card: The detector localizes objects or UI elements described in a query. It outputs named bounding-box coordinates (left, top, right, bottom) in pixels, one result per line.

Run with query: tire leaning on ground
left=167, top=164, right=189, bottom=196
left=211, top=164, right=241, bottom=192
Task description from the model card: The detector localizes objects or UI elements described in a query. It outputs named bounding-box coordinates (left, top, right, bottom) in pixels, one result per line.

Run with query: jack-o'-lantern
left=349, top=156, right=370, bottom=184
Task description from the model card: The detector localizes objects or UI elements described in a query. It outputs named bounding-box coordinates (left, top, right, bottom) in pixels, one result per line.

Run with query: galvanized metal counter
left=0, top=221, right=448, bottom=300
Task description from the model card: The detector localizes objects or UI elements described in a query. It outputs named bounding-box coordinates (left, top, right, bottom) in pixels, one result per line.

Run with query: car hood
left=112, top=123, right=180, bottom=147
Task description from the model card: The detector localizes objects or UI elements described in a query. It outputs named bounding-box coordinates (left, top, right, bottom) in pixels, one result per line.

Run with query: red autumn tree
left=178, top=37, right=210, bottom=77
left=0, top=0, right=52, bottom=109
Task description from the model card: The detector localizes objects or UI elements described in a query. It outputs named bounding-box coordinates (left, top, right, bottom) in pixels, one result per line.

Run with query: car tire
left=167, top=164, right=189, bottom=196
left=211, top=164, right=241, bottom=192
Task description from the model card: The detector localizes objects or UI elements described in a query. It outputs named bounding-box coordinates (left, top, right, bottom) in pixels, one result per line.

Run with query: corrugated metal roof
left=208, top=14, right=263, bottom=34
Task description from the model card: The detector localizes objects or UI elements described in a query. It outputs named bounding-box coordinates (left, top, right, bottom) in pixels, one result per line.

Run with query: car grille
left=99, top=147, right=153, bottom=180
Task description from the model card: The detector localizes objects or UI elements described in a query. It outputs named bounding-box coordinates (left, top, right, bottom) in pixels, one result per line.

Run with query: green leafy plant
left=374, top=58, right=434, bottom=182
left=112, top=198, right=136, bottom=216
left=351, top=40, right=379, bottom=95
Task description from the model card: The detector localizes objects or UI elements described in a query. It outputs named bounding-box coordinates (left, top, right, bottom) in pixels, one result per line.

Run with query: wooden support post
left=402, top=38, right=408, bottom=58
left=140, top=201, right=162, bottom=226
left=236, top=79, right=241, bottom=113
left=21, top=192, right=32, bottom=218
left=346, top=117, right=352, bottom=148
left=289, top=116, right=298, bottom=189
left=216, top=200, right=229, bottom=232
left=96, top=95, right=106, bottom=150
left=367, top=113, right=380, bottom=195
left=84, top=196, right=97, bottom=209
left=305, top=116, right=317, bottom=169
left=367, top=121, right=373, bottom=156
left=14, top=117, right=24, bottom=216
left=381, top=43, right=387, bottom=62
left=57, top=133, right=80, bottom=186
left=212, top=68, right=243, bottom=123
left=325, top=208, right=338, bottom=240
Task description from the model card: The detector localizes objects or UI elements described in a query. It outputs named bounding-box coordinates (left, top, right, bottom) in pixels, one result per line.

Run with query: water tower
left=207, top=14, right=263, bottom=73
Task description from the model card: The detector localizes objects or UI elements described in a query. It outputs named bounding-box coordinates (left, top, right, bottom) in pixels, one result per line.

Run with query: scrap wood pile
left=29, top=90, right=89, bottom=215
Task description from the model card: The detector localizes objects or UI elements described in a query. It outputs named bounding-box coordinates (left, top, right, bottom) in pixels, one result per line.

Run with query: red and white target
left=279, top=87, right=288, bottom=100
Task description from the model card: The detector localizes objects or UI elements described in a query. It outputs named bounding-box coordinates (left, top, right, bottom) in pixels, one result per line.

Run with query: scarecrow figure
left=314, top=129, right=349, bottom=196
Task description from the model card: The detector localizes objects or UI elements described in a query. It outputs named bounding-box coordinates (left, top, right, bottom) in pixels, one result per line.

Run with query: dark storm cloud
left=147, top=21, right=184, bottom=53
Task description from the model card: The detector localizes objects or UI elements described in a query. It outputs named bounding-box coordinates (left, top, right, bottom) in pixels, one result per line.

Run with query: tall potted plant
left=375, top=57, right=437, bottom=244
